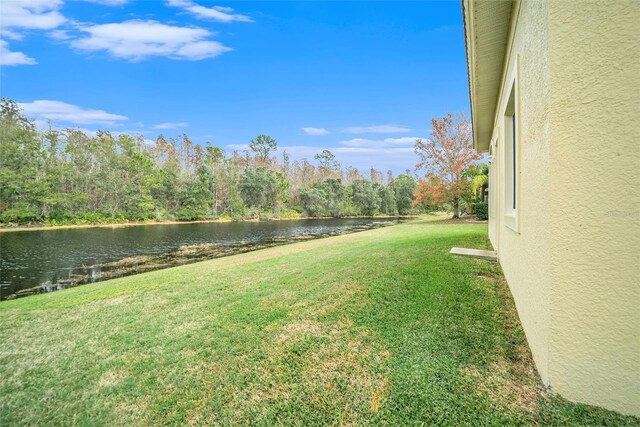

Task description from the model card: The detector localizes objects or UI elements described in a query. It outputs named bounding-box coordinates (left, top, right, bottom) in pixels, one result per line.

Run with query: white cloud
left=0, top=40, right=37, bottom=65
left=48, top=30, right=72, bottom=41
left=326, top=134, right=421, bottom=172
left=225, top=143, right=250, bottom=152
left=339, top=136, right=420, bottom=148
left=70, top=20, right=232, bottom=61
left=174, top=40, right=229, bottom=60
left=65, top=128, right=150, bottom=140
left=327, top=146, right=417, bottom=174
left=154, top=122, right=188, bottom=129
left=342, top=124, right=413, bottom=134
left=34, top=124, right=154, bottom=142
left=1, top=0, right=66, bottom=30
left=18, top=100, right=128, bottom=125
left=0, top=29, right=24, bottom=40
left=302, top=127, right=329, bottom=136
left=383, top=137, right=420, bottom=145
left=81, top=0, right=129, bottom=5
left=338, top=138, right=373, bottom=147
left=0, top=0, right=66, bottom=64
left=223, top=142, right=417, bottom=175
left=289, top=145, right=417, bottom=174
left=167, top=0, right=253, bottom=23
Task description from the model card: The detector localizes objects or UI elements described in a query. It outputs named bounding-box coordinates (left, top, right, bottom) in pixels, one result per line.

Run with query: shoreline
left=2, top=219, right=409, bottom=301
left=0, top=214, right=423, bottom=233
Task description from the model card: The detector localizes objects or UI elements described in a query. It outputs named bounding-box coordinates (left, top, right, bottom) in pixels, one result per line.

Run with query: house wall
left=547, top=0, right=640, bottom=416
left=489, top=0, right=640, bottom=416
left=490, top=0, right=553, bottom=385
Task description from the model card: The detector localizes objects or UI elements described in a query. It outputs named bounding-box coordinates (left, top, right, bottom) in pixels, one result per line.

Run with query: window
left=503, top=81, right=518, bottom=230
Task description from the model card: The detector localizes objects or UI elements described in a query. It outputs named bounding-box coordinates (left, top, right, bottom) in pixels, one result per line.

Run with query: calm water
left=0, top=218, right=404, bottom=300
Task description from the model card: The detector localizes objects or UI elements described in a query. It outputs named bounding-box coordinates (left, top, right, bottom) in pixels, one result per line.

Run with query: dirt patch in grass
left=240, top=316, right=393, bottom=423
left=172, top=321, right=201, bottom=335
left=103, top=295, right=132, bottom=306
left=462, top=362, right=540, bottom=414
left=370, top=388, right=384, bottom=412
left=114, top=399, right=150, bottom=426
left=276, top=320, right=324, bottom=342
left=98, top=368, right=127, bottom=388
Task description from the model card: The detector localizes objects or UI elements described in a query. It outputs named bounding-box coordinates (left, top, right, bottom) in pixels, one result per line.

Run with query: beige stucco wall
left=487, top=0, right=640, bottom=416
left=489, top=0, right=553, bottom=385
left=547, top=0, right=640, bottom=416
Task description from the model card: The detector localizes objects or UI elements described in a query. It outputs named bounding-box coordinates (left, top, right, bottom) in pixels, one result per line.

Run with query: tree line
left=0, top=99, right=421, bottom=225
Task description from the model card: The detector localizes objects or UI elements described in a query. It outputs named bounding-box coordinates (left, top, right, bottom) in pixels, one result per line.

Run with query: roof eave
left=462, top=0, right=513, bottom=153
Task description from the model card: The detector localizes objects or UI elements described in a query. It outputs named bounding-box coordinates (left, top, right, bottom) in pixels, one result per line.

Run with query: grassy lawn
left=0, top=220, right=636, bottom=425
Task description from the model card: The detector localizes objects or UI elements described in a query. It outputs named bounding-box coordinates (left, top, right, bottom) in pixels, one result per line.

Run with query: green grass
left=0, top=220, right=636, bottom=425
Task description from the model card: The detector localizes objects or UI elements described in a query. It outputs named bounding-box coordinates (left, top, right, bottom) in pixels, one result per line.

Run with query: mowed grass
left=0, top=220, right=637, bottom=425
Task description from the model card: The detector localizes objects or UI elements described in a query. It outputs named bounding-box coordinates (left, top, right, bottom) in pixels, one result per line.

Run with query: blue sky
left=1, top=0, right=470, bottom=174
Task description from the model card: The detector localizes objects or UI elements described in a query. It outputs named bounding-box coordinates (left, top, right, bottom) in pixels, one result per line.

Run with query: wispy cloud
left=338, top=138, right=375, bottom=147
left=226, top=143, right=250, bottom=152
left=18, top=100, right=128, bottom=125
left=0, top=29, right=24, bottom=41
left=223, top=142, right=418, bottom=174
left=342, top=124, right=413, bottom=134
left=382, top=136, right=420, bottom=145
left=329, top=147, right=417, bottom=174
left=1, top=0, right=66, bottom=31
left=27, top=120, right=154, bottom=144
left=154, top=122, right=189, bottom=129
left=81, top=0, right=130, bottom=5
left=167, top=0, right=253, bottom=23
left=302, top=127, right=329, bottom=136
left=0, top=40, right=37, bottom=66
left=71, top=20, right=232, bottom=61
left=339, top=137, right=420, bottom=148
left=0, top=0, right=66, bottom=65
left=48, top=29, right=72, bottom=41
left=62, top=127, right=145, bottom=137
left=53, top=128, right=155, bottom=149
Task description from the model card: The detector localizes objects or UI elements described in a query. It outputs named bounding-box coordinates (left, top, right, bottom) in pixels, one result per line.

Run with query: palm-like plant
left=465, top=163, right=489, bottom=201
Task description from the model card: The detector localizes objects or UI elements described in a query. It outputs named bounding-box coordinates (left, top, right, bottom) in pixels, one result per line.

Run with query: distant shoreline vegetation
left=0, top=98, right=427, bottom=227
left=0, top=214, right=422, bottom=233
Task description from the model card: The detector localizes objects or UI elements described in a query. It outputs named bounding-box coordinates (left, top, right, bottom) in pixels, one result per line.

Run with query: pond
left=0, top=218, right=407, bottom=300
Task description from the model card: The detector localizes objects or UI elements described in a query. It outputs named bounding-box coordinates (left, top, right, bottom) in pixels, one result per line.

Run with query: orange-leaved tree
left=414, top=113, right=481, bottom=218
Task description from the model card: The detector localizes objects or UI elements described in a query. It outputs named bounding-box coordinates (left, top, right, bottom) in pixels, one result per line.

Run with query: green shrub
left=0, top=207, right=40, bottom=224
left=277, top=208, right=302, bottom=219
left=175, top=209, right=207, bottom=221
left=338, top=202, right=358, bottom=217
left=473, top=202, right=488, bottom=220
left=243, top=207, right=262, bottom=220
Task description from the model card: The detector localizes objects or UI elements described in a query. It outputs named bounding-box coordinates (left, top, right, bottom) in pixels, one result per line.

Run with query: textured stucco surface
left=482, top=0, right=640, bottom=416
left=490, top=0, right=553, bottom=386
left=548, top=0, right=640, bottom=416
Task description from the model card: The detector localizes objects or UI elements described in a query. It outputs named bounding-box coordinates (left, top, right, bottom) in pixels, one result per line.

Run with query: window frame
left=502, top=63, right=519, bottom=233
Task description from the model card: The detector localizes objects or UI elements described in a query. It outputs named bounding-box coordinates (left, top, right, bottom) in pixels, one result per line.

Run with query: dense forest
left=0, top=99, right=423, bottom=225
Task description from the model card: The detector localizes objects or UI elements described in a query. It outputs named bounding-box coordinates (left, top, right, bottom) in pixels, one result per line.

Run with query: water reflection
left=0, top=218, right=406, bottom=300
